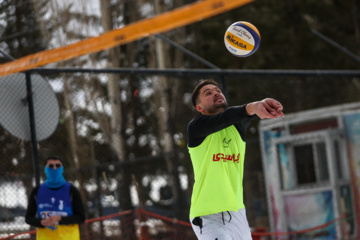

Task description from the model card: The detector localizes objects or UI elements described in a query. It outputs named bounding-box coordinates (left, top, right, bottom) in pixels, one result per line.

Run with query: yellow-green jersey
left=187, top=106, right=254, bottom=218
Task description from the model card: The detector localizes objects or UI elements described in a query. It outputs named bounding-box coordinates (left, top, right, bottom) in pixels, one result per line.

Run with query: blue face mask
left=45, top=166, right=66, bottom=188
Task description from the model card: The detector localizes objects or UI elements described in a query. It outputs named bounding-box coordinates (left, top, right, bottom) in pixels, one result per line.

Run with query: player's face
left=196, top=84, right=227, bottom=115
left=46, top=159, right=62, bottom=169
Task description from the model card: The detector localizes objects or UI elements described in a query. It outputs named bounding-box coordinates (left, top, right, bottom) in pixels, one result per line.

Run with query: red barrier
left=0, top=209, right=349, bottom=239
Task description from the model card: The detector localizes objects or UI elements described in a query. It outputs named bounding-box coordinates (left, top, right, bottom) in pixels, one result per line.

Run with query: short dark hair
left=191, top=79, right=220, bottom=107
left=44, top=156, right=63, bottom=165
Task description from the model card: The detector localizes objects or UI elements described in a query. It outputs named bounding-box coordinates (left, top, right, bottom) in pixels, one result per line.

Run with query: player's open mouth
left=214, top=97, right=223, bottom=102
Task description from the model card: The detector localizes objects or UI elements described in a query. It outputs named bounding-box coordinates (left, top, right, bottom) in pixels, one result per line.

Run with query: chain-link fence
left=0, top=68, right=360, bottom=239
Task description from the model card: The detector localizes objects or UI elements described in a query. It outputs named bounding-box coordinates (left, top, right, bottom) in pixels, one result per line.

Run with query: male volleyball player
left=25, top=156, right=85, bottom=240
left=188, top=79, right=284, bottom=240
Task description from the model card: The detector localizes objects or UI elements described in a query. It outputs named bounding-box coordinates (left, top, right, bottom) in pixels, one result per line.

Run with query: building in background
left=259, top=102, right=360, bottom=239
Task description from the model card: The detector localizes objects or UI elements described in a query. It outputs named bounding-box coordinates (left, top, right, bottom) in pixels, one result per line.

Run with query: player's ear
left=195, top=104, right=204, bottom=113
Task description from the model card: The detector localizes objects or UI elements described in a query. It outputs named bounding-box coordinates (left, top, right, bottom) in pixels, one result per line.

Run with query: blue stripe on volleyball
left=231, top=22, right=261, bottom=57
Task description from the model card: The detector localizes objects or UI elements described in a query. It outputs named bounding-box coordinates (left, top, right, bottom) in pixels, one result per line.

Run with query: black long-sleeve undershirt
left=187, top=105, right=255, bottom=148
left=25, top=184, right=86, bottom=228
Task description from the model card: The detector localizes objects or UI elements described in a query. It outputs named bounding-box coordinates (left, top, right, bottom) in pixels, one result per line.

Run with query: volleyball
left=224, top=21, right=261, bottom=57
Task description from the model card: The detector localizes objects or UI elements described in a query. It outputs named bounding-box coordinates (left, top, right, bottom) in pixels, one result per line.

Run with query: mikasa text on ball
left=224, top=21, right=261, bottom=57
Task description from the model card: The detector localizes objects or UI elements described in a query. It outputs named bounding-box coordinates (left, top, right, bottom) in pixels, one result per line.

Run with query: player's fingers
left=260, top=101, right=278, bottom=116
left=41, top=219, right=51, bottom=226
left=264, top=99, right=284, bottom=117
left=265, top=98, right=282, bottom=109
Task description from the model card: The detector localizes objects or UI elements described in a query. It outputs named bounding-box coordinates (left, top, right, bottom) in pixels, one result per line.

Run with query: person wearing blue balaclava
left=44, top=163, right=66, bottom=189
left=25, top=156, right=85, bottom=240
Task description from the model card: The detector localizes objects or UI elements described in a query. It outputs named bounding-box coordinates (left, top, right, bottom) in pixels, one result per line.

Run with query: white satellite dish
left=0, top=72, right=59, bottom=141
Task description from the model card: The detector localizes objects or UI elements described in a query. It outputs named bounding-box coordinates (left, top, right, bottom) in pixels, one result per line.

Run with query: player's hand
left=41, top=215, right=62, bottom=226
left=246, top=98, right=284, bottom=119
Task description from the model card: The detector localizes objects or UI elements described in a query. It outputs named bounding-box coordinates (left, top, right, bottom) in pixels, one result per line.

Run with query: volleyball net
left=0, top=0, right=252, bottom=77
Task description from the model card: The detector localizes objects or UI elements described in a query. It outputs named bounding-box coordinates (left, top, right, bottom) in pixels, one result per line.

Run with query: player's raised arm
left=246, top=98, right=284, bottom=119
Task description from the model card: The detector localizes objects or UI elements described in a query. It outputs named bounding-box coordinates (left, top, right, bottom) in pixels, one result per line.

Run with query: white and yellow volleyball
left=224, top=21, right=261, bottom=57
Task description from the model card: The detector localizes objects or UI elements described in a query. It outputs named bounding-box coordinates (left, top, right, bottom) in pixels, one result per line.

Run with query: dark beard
left=207, top=102, right=228, bottom=114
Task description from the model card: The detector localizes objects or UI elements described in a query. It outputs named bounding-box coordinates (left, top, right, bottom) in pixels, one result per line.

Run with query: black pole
left=154, top=34, right=228, bottom=97
left=30, top=67, right=360, bottom=78
left=154, top=34, right=220, bottom=70
left=311, top=29, right=360, bottom=64
left=25, top=72, right=40, bottom=187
